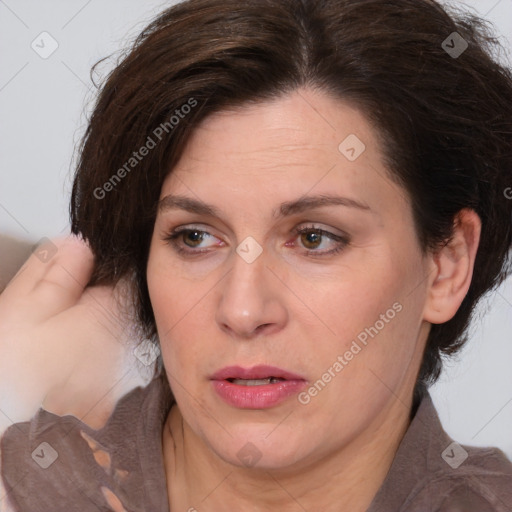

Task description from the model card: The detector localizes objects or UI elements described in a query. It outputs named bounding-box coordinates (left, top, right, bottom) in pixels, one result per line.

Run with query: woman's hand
left=0, top=236, right=143, bottom=432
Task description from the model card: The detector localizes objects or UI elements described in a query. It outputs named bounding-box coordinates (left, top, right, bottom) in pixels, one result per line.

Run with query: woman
left=1, top=0, right=511, bottom=510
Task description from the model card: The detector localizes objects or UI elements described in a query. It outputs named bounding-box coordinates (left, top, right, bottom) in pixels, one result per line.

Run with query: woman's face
left=147, top=87, right=433, bottom=470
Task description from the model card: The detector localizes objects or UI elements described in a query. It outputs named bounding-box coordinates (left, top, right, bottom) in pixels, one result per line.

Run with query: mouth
left=226, top=377, right=286, bottom=386
left=211, top=364, right=305, bottom=382
left=210, top=365, right=307, bottom=409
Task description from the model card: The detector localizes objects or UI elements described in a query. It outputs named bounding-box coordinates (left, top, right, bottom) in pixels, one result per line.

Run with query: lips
left=210, top=365, right=307, bottom=409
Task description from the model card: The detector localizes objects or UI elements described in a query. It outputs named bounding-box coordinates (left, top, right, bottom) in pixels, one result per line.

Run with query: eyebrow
left=277, top=194, right=371, bottom=217
left=158, top=193, right=371, bottom=219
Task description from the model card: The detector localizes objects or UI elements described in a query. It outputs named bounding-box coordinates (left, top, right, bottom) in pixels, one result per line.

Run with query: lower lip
left=211, top=379, right=307, bottom=409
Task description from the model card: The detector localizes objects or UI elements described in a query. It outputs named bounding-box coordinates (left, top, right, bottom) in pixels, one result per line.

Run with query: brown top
left=1, top=374, right=511, bottom=511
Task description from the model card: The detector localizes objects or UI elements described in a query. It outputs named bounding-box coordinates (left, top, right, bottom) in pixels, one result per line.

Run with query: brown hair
left=70, top=0, right=512, bottom=402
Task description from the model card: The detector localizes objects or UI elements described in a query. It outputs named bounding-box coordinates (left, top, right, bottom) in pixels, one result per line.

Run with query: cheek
left=307, top=257, right=400, bottom=339
left=308, top=251, right=426, bottom=391
left=146, top=252, right=210, bottom=376
left=147, top=247, right=201, bottom=330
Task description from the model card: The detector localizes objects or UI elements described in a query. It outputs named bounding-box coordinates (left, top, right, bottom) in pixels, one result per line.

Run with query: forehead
left=159, top=88, right=408, bottom=218
left=166, top=90, right=383, bottom=183
left=176, top=91, right=374, bottom=166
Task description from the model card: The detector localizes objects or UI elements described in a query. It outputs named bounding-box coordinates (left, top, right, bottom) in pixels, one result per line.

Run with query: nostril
left=255, top=323, right=271, bottom=332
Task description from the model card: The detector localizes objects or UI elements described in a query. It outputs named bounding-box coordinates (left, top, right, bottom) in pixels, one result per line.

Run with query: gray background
left=0, top=0, right=511, bottom=458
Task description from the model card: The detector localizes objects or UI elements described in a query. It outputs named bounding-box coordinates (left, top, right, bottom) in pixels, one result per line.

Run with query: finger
left=31, top=236, right=96, bottom=316
left=2, top=235, right=92, bottom=294
left=0, top=234, right=34, bottom=293
left=0, top=235, right=95, bottom=320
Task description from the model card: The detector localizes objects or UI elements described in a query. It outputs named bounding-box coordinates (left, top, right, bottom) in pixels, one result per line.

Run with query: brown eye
left=300, top=230, right=323, bottom=249
left=164, top=227, right=224, bottom=256
left=182, top=230, right=205, bottom=247
left=290, top=225, right=350, bottom=256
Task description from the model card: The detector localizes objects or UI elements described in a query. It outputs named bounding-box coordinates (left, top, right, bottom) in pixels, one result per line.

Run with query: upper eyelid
left=294, top=224, right=347, bottom=237
left=171, top=225, right=222, bottom=239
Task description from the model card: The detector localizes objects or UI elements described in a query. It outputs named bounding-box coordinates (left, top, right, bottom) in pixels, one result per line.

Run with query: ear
left=423, top=208, right=481, bottom=324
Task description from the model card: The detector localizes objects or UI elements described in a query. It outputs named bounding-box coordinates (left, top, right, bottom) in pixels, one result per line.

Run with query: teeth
left=231, top=377, right=284, bottom=386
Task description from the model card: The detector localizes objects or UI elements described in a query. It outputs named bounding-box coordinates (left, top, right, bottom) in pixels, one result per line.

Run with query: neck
left=162, top=394, right=412, bottom=512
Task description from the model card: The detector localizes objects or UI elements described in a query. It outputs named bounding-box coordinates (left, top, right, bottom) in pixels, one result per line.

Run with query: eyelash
left=163, top=227, right=221, bottom=257
left=163, top=224, right=350, bottom=257
left=290, top=226, right=349, bottom=256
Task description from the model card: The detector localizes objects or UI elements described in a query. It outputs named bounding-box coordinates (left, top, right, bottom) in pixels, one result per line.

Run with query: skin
left=0, top=85, right=480, bottom=511
left=0, top=238, right=145, bottom=431
left=146, top=87, right=481, bottom=511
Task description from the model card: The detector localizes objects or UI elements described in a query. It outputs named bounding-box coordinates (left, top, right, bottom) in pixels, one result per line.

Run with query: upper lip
left=211, top=365, right=306, bottom=381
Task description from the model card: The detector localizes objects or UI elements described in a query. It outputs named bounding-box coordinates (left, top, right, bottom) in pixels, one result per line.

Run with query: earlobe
left=423, top=208, right=481, bottom=324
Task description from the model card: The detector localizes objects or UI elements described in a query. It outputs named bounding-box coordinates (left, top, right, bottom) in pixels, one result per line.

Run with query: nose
left=215, top=248, right=288, bottom=339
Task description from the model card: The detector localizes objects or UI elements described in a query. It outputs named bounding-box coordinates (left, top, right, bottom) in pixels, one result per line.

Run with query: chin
left=205, top=425, right=313, bottom=471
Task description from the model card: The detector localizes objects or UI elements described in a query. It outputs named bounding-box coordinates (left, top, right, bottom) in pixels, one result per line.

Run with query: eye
left=179, top=229, right=208, bottom=247
left=164, top=226, right=224, bottom=255
left=300, top=230, right=323, bottom=249
left=289, top=225, right=349, bottom=256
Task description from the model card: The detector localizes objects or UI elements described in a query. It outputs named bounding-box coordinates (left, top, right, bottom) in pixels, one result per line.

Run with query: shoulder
left=418, top=443, right=512, bottom=512
left=368, top=392, right=512, bottom=512
left=421, top=397, right=512, bottom=512
left=0, top=374, right=173, bottom=512
left=435, top=473, right=511, bottom=512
